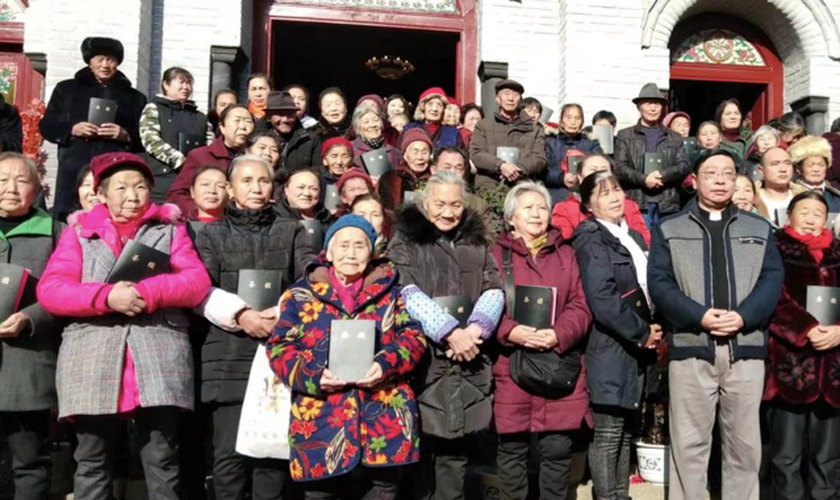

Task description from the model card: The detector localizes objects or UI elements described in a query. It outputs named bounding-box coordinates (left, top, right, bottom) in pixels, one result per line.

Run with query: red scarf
left=112, top=216, right=145, bottom=249
left=784, top=226, right=834, bottom=264
left=328, top=267, right=364, bottom=312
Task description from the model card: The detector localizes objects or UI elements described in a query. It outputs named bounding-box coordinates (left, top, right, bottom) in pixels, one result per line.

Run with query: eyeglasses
left=699, top=170, right=736, bottom=181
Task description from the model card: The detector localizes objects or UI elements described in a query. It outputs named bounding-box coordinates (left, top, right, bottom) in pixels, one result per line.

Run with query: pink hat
left=356, top=94, right=386, bottom=112
left=91, top=152, right=154, bottom=190
left=663, top=111, right=690, bottom=129
left=417, top=87, right=447, bottom=105
left=336, top=168, right=374, bottom=194
left=399, top=127, right=433, bottom=152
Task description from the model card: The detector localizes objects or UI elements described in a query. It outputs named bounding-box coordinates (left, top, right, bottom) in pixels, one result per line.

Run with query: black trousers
left=74, top=406, right=181, bottom=500
left=496, top=432, right=573, bottom=500
left=304, top=467, right=400, bottom=500
left=210, top=403, right=286, bottom=500
left=767, top=402, right=840, bottom=500
left=411, top=435, right=477, bottom=500
left=0, top=411, right=52, bottom=500
left=589, top=405, right=637, bottom=500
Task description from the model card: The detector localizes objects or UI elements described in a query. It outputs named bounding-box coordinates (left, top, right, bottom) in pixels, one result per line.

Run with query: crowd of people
left=3, top=34, right=840, bottom=500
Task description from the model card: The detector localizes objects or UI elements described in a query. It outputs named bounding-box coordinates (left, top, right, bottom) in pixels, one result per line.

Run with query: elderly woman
left=194, top=154, right=313, bottom=499
left=790, top=136, right=840, bottom=213
left=267, top=214, right=425, bottom=498
left=351, top=193, right=389, bottom=257
left=40, top=37, right=147, bottom=221
left=743, top=125, right=780, bottom=180
left=36, top=152, right=211, bottom=499
left=571, top=171, right=661, bottom=500
left=378, top=128, right=433, bottom=211
left=316, top=87, right=350, bottom=139
left=766, top=191, right=840, bottom=500
left=0, top=153, right=64, bottom=499
left=404, top=87, right=463, bottom=149
left=490, top=181, right=592, bottom=500
left=774, top=111, right=807, bottom=149
left=545, top=103, right=603, bottom=204
left=140, top=67, right=214, bottom=202
left=167, top=104, right=255, bottom=215
left=351, top=105, right=401, bottom=170
left=388, top=170, right=505, bottom=499
left=320, top=137, right=354, bottom=191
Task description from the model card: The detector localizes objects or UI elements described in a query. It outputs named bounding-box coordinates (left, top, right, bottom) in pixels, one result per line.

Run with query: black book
left=539, top=106, right=554, bottom=126
left=433, top=295, right=474, bottom=328
left=775, top=208, right=789, bottom=228
left=807, top=286, right=840, bottom=326
left=299, top=220, right=324, bottom=252
left=0, top=264, right=30, bottom=322
left=746, top=163, right=763, bottom=183
left=328, top=319, right=376, bottom=382
left=683, top=137, right=698, bottom=153
left=644, top=152, right=665, bottom=175
left=592, top=124, right=614, bottom=155
left=513, top=285, right=556, bottom=329
left=403, top=191, right=419, bottom=205
left=361, top=149, right=393, bottom=176
left=186, top=221, right=205, bottom=242
left=567, top=155, right=584, bottom=175
left=178, top=133, right=205, bottom=156
left=88, top=98, right=118, bottom=126
left=237, top=270, right=283, bottom=310
left=621, top=288, right=651, bottom=323
left=496, top=147, right=520, bottom=164
left=324, top=184, right=340, bottom=213
left=106, top=240, right=170, bottom=284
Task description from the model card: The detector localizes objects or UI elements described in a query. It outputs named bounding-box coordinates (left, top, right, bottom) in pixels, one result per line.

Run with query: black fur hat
left=81, top=37, right=124, bottom=65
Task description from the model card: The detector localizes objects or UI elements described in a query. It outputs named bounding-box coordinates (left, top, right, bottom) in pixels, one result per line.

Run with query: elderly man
left=649, top=149, right=784, bottom=500
left=469, top=79, right=546, bottom=190
left=40, top=37, right=147, bottom=221
left=0, top=152, right=63, bottom=499
left=264, top=91, right=320, bottom=176
left=613, top=82, right=690, bottom=227
left=283, top=84, right=319, bottom=130
left=388, top=170, right=505, bottom=500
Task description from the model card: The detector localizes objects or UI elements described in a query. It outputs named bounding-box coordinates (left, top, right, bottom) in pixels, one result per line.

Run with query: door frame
left=669, top=14, right=783, bottom=127
left=252, top=0, right=477, bottom=103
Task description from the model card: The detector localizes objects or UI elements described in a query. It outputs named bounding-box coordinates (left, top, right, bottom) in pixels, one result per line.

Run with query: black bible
left=496, top=147, right=520, bottom=164
left=328, top=319, right=376, bottom=382
left=106, top=240, right=170, bottom=284
left=567, top=155, right=584, bottom=175
left=433, top=295, right=474, bottom=328
left=299, top=220, right=324, bottom=252
left=807, top=286, right=840, bottom=326
left=324, top=185, right=340, bottom=212
left=178, top=133, right=205, bottom=156
left=0, top=264, right=31, bottom=322
left=237, top=270, right=283, bottom=310
left=621, top=288, right=651, bottom=323
left=361, top=149, right=393, bottom=176
left=513, top=285, right=556, bottom=329
left=644, top=152, right=665, bottom=175
left=88, top=98, right=118, bottom=126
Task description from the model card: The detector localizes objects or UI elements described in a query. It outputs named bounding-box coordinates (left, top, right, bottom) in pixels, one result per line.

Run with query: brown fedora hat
left=632, top=82, right=667, bottom=105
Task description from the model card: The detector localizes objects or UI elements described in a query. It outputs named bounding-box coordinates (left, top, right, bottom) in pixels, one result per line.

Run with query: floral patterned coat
left=267, top=259, right=427, bottom=482
left=766, top=229, right=840, bottom=408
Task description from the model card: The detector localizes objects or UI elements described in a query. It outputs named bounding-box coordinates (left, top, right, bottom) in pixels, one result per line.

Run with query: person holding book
left=351, top=105, right=401, bottom=172
left=790, top=136, right=840, bottom=212
left=0, top=152, right=64, bottom=500
left=140, top=66, right=214, bottom=203
left=387, top=170, right=505, bottom=500
left=544, top=103, right=602, bottom=204
left=469, top=79, right=546, bottom=190
left=648, top=149, right=783, bottom=500
left=36, top=152, right=212, bottom=500
left=40, top=36, right=147, bottom=221
left=765, top=191, right=840, bottom=500
left=193, top=154, right=314, bottom=500
left=320, top=137, right=354, bottom=204
left=275, top=168, right=334, bottom=249
left=551, top=153, right=650, bottom=246
left=664, top=111, right=691, bottom=138
left=334, top=169, right=374, bottom=217
left=267, top=214, right=426, bottom=497
left=571, top=171, right=661, bottom=500
left=379, top=127, right=433, bottom=211
left=490, top=181, right=592, bottom=500
left=263, top=91, right=320, bottom=176
left=166, top=104, right=255, bottom=216
left=613, top=82, right=690, bottom=227
left=754, top=147, right=807, bottom=225
left=403, top=86, right=463, bottom=150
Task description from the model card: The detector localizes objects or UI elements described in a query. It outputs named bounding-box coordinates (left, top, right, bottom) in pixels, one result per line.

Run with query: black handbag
left=503, top=247, right=580, bottom=399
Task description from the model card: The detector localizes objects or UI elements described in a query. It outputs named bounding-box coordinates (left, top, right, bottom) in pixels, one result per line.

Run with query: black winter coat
left=613, top=124, right=690, bottom=215
left=0, top=95, right=21, bottom=154
left=40, top=68, right=146, bottom=221
left=278, top=123, right=321, bottom=178
left=273, top=196, right=334, bottom=252
left=387, top=204, right=503, bottom=439
left=544, top=130, right=602, bottom=204
left=195, top=204, right=314, bottom=404
left=572, top=218, right=653, bottom=410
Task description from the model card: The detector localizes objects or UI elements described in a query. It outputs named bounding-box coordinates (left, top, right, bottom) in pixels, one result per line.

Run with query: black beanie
left=81, top=37, right=124, bottom=65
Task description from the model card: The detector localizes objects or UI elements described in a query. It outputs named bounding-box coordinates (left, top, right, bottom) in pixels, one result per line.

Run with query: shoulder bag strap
left=502, top=246, right=515, bottom=316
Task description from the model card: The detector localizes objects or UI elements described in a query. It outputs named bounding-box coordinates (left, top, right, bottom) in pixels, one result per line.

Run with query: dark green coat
left=0, top=208, right=63, bottom=411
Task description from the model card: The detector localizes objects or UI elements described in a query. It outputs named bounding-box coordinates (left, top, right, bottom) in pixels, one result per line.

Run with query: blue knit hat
left=323, top=214, right=378, bottom=252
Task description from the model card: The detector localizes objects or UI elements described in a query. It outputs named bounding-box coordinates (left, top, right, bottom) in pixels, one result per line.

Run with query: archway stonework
left=638, top=0, right=840, bottom=127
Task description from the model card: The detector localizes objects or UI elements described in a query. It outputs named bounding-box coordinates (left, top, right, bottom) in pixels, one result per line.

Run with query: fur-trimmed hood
left=393, top=203, right=488, bottom=247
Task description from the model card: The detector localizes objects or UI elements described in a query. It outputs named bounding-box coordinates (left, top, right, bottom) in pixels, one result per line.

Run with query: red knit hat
left=447, top=96, right=459, bottom=106
left=418, top=87, right=447, bottom=105
left=91, top=152, right=154, bottom=190
left=399, top=127, right=433, bottom=152
left=335, top=168, right=374, bottom=194
left=356, top=94, right=386, bottom=113
left=321, top=137, right=354, bottom=158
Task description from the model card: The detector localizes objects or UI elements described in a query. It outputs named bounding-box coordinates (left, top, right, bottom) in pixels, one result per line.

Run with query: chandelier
left=365, top=55, right=415, bottom=81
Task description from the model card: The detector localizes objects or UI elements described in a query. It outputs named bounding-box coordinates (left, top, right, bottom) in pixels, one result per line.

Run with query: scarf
left=597, top=217, right=652, bottom=309
left=784, top=225, right=834, bottom=264
left=248, top=101, right=265, bottom=119
left=361, top=135, right=385, bottom=150
left=112, top=216, right=145, bottom=248
left=517, top=232, right=549, bottom=257
left=328, top=267, right=364, bottom=312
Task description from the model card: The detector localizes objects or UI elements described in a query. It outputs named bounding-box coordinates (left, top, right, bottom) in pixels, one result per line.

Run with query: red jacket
left=490, top=230, right=592, bottom=433
left=551, top=195, right=650, bottom=247
left=766, top=229, right=840, bottom=408
left=166, top=137, right=234, bottom=216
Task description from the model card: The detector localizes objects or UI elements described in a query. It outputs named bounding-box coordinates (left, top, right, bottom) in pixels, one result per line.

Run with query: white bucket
left=635, top=440, right=669, bottom=485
